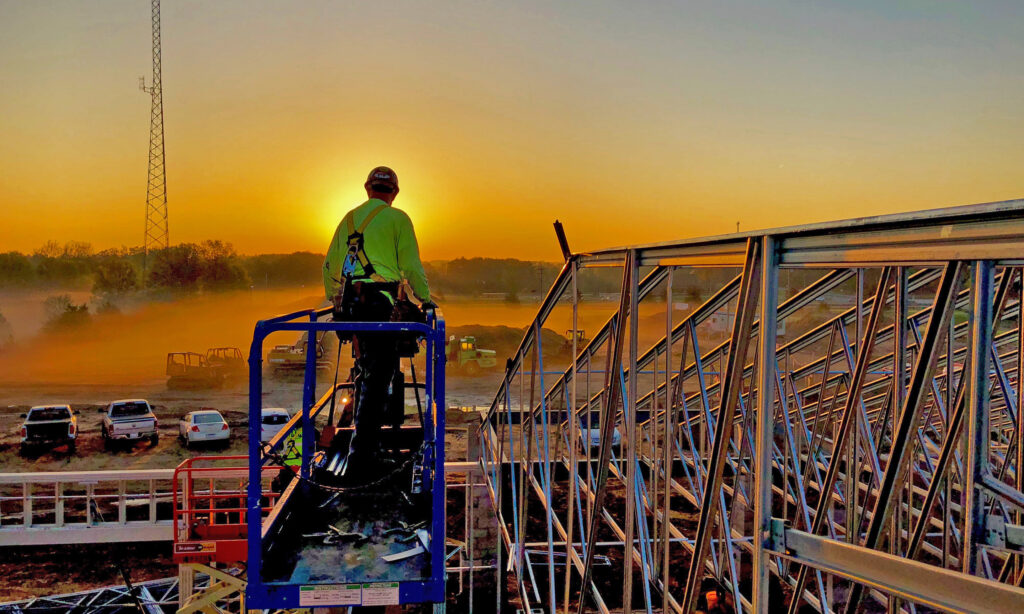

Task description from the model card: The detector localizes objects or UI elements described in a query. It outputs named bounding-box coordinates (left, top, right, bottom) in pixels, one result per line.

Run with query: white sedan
left=260, top=408, right=291, bottom=443
left=178, top=409, right=230, bottom=448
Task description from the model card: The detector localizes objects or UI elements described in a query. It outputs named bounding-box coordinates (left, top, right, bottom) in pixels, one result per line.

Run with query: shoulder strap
left=344, top=211, right=355, bottom=237
left=357, top=203, right=388, bottom=233
left=346, top=202, right=388, bottom=236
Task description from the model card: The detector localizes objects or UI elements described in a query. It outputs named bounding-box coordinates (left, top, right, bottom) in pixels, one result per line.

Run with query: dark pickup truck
left=19, top=405, right=78, bottom=453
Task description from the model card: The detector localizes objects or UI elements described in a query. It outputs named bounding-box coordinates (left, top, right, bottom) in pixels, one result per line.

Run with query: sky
left=0, top=1, right=1022, bottom=261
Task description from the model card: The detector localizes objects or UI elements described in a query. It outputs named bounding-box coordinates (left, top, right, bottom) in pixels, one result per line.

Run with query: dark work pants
left=347, top=289, right=398, bottom=466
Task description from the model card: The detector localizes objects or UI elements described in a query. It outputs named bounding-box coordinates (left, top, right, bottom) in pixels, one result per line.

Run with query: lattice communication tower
left=141, top=0, right=168, bottom=269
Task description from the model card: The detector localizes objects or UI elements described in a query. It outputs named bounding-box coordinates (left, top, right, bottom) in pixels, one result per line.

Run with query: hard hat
left=365, top=166, right=399, bottom=191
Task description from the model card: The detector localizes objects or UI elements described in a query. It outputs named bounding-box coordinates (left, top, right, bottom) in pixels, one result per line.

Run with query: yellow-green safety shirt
left=323, top=199, right=431, bottom=303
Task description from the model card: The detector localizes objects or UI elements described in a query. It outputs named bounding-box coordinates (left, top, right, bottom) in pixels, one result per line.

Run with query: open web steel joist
left=478, top=199, right=1024, bottom=613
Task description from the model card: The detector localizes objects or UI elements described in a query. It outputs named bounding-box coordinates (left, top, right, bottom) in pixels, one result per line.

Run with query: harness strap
left=345, top=202, right=388, bottom=236
left=341, top=203, right=388, bottom=282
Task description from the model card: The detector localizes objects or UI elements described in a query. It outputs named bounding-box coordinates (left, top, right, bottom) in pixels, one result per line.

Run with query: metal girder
left=681, top=238, right=762, bottom=612
left=844, top=262, right=965, bottom=613
left=581, top=199, right=1024, bottom=268
left=575, top=250, right=633, bottom=614
left=752, top=236, right=779, bottom=611
left=786, top=266, right=894, bottom=614
left=771, top=523, right=1024, bottom=613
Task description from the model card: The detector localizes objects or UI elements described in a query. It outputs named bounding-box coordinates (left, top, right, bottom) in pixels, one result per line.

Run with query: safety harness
left=340, top=202, right=388, bottom=283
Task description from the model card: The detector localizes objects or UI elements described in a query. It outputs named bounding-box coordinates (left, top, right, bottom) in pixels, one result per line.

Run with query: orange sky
left=1, top=2, right=1022, bottom=261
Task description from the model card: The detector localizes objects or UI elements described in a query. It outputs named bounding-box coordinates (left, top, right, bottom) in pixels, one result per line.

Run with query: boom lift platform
left=245, top=306, right=446, bottom=609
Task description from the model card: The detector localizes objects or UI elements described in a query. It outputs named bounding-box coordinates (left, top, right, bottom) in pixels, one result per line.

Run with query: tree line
left=0, top=240, right=324, bottom=294
left=0, top=241, right=806, bottom=302
left=0, top=243, right=621, bottom=298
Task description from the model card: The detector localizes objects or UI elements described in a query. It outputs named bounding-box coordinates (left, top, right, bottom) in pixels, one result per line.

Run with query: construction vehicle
left=563, top=328, right=586, bottom=352
left=205, top=346, right=246, bottom=378
left=446, top=335, right=497, bottom=375
left=166, top=352, right=225, bottom=389
left=266, top=332, right=332, bottom=376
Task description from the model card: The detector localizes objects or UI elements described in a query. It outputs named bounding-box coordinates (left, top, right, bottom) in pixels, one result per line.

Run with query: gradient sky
left=1, top=1, right=1022, bottom=260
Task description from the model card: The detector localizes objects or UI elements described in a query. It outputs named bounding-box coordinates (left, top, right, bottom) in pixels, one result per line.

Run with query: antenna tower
left=141, top=0, right=168, bottom=270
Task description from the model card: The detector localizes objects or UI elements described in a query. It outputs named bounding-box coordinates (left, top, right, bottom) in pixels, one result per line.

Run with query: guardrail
left=0, top=469, right=175, bottom=546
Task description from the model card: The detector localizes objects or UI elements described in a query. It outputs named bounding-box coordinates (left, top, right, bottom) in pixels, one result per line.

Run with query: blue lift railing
left=245, top=306, right=446, bottom=608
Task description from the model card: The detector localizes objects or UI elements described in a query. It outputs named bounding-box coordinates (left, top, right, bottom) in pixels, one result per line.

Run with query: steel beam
left=773, top=524, right=1024, bottom=613
left=681, top=238, right=762, bottom=612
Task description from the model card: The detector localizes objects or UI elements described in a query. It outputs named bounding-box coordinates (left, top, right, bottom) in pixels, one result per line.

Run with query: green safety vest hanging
left=282, top=429, right=303, bottom=467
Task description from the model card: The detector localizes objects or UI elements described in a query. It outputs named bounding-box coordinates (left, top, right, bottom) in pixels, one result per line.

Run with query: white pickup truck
left=101, top=399, right=159, bottom=448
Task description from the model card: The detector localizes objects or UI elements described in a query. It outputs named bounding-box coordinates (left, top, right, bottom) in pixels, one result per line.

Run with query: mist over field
left=0, top=288, right=319, bottom=385
left=0, top=246, right=756, bottom=390
left=0, top=287, right=688, bottom=388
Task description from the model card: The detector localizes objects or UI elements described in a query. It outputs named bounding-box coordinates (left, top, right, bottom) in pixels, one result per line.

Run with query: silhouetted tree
left=146, top=241, right=250, bottom=292
left=93, top=259, right=139, bottom=295
left=244, top=252, right=323, bottom=287
left=0, top=252, right=35, bottom=286
left=148, top=244, right=204, bottom=290
left=42, top=294, right=90, bottom=331
left=198, top=240, right=250, bottom=290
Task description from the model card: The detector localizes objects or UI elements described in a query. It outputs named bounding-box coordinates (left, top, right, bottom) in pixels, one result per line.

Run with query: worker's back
left=323, top=198, right=431, bottom=304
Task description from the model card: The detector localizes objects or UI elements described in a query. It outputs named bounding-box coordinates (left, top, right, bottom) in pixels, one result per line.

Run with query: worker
left=323, top=166, right=433, bottom=480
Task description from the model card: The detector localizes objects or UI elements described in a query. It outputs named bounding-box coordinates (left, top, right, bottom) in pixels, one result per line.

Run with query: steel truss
left=479, top=199, right=1024, bottom=613
left=0, top=574, right=206, bottom=614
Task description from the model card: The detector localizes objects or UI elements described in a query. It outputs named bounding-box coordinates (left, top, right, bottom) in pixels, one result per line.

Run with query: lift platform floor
left=262, top=473, right=432, bottom=586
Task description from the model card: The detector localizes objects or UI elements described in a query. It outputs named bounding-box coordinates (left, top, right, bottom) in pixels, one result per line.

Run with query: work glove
left=331, top=291, right=345, bottom=321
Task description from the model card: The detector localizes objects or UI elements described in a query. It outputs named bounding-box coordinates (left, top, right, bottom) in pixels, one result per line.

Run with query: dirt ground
left=0, top=542, right=176, bottom=602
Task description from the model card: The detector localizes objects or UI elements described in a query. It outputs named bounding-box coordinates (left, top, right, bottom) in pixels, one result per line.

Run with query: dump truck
left=446, top=335, right=497, bottom=375
left=167, top=352, right=225, bottom=389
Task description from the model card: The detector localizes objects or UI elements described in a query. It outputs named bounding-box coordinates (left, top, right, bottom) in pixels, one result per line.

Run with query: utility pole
left=141, top=0, right=168, bottom=275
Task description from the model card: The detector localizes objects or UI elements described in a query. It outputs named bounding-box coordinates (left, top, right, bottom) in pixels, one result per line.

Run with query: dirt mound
left=448, top=324, right=569, bottom=362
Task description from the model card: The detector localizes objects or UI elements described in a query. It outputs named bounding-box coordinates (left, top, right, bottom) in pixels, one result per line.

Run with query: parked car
left=260, top=408, right=291, bottom=443
left=19, top=404, right=78, bottom=454
left=101, top=399, right=159, bottom=449
left=178, top=409, right=230, bottom=449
